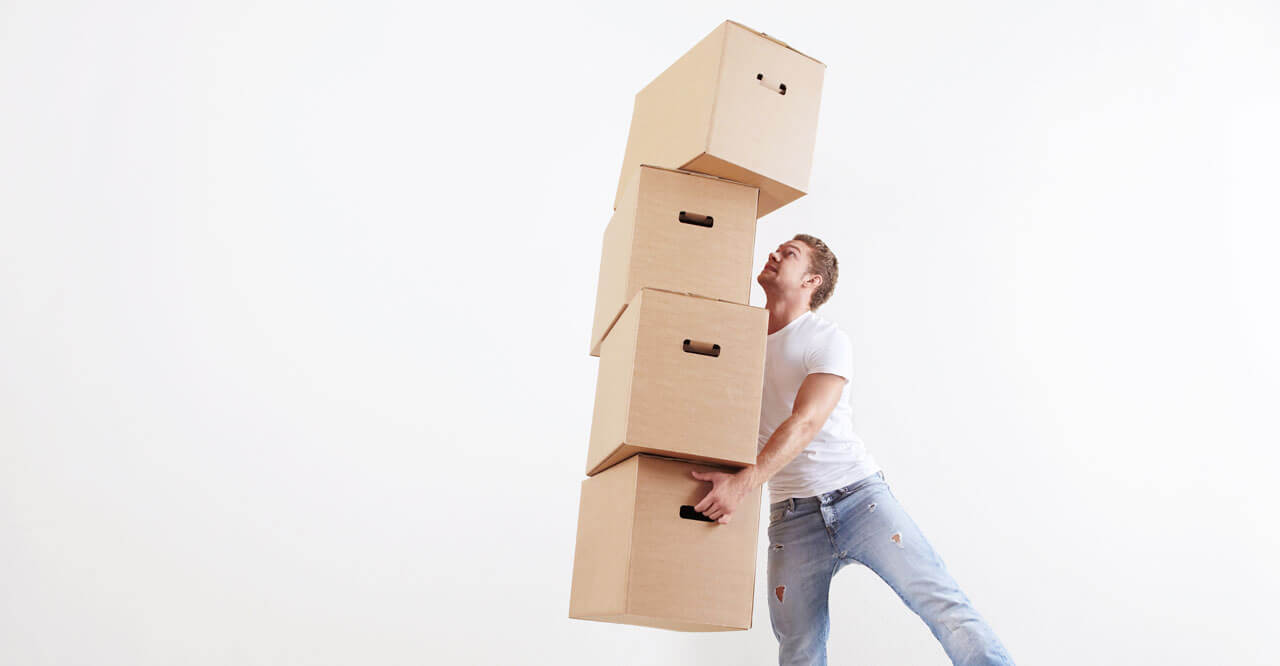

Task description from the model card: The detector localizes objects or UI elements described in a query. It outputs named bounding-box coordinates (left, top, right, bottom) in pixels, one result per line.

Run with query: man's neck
left=763, top=294, right=811, bottom=335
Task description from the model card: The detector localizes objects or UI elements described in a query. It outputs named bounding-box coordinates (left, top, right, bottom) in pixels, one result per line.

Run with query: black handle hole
left=682, top=339, right=721, bottom=358
left=756, top=73, right=787, bottom=95
left=680, top=505, right=715, bottom=522
left=678, top=211, right=714, bottom=228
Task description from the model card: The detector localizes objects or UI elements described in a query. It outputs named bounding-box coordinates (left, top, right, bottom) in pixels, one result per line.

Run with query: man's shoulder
left=801, top=311, right=850, bottom=345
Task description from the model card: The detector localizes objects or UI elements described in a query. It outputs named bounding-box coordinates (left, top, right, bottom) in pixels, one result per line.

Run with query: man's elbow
left=789, top=414, right=823, bottom=439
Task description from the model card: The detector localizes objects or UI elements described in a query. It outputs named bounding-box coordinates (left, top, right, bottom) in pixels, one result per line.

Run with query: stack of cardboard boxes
left=569, top=20, right=826, bottom=632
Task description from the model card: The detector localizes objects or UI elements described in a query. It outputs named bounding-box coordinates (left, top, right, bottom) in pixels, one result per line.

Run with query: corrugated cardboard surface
left=569, top=455, right=761, bottom=631
left=612, top=24, right=724, bottom=214
left=682, top=152, right=804, bottom=220
left=628, top=456, right=761, bottom=629
left=589, top=165, right=758, bottom=357
left=567, top=456, right=638, bottom=621
left=705, top=20, right=826, bottom=209
left=614, top=20, right=826, bottom=218
left=587, top=288, right=767, bottom=476
left=723, top=19, right=825, bottom=65
left=588, top=294, right=642, bottom=475
left=590, top=165, right=643, bottom=356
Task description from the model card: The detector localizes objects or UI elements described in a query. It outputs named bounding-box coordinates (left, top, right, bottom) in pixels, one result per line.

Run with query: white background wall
left=3, top=1, right=1277, bottom=664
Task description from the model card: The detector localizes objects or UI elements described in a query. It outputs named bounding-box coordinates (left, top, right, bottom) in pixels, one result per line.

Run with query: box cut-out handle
left=682, top=339, right=721, bottom=357
left=680, top=505, right=715, bottom=522
left=757, top=72, right=787, bottom=95
left=678, top=211, right=714, bottom=228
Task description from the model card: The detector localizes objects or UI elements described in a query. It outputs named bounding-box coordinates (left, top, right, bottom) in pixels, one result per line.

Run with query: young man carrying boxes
left=575, top=19, right=1015, bottom=664
left=690, top=236, right=1018, bottom=665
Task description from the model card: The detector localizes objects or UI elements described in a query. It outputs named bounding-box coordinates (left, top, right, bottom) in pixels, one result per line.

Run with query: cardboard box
left=568, top=454, right=761, bottom=631
left=590, top=165, right=759, bottom=357
left=614, top=20, right=826, bottom=218
left=587, top=288, right=766, bottom=476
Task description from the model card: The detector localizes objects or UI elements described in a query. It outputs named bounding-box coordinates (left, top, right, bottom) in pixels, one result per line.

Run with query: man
left=690, top=235, right=1016, bottom=666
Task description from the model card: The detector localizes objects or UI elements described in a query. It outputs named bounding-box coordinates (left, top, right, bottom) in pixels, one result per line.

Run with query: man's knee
left=773, top=625, right=829, bottom=666
left=936, top=600, right=984, bottom=633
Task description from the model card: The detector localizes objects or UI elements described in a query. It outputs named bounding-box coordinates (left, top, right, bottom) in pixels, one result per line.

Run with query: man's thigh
left=766, top=506, right=837, bottom=634
left=835, top=484, right=971, bottom=630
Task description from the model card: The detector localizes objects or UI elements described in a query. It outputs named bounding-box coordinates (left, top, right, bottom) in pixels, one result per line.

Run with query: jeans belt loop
left=787, top=498, right=795, bottom=511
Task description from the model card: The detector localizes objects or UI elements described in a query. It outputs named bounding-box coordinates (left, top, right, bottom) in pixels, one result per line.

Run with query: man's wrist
left=737, top=464, right=763, bottom=490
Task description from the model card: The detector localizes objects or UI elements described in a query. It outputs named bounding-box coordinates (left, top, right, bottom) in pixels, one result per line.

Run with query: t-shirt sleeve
left=804, top=328, right=853, bottom=383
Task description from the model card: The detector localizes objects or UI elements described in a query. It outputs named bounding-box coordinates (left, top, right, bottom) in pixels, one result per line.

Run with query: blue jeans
left=766, top=472, right=1015, bottom=666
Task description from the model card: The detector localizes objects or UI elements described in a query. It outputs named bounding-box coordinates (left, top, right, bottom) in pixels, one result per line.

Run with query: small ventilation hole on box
left=678, top=211, right=713, bottom=228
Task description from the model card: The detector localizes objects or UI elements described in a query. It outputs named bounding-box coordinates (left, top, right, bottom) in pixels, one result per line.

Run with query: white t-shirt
left=758, top=310, right=881, bottom=504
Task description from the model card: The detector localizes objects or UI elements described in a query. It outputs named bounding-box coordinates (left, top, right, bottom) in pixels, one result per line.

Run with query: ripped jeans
left=766, top=471, right=1015, bottom=666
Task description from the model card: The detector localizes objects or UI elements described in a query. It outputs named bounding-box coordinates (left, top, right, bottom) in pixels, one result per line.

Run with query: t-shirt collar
left=769, top=310, right=813, bottom=337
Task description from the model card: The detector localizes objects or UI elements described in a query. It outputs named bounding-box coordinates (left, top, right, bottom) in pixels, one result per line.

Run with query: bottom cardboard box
left=568, top=454, right=761, bottom=631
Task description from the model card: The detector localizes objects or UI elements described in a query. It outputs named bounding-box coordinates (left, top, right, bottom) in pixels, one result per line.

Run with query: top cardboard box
left=614, top=20, right=826, bottom=218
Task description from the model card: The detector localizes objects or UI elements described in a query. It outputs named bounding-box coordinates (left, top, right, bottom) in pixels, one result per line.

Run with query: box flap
left=634, top=451, right=741, bottom=473
left=724, top=19, right=826, bottom=66
left=639, top=286, right=764, bottom=310
left=636, top=163, right=760, bottom=192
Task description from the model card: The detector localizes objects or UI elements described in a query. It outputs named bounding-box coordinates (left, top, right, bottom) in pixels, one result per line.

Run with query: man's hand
left=690, top=467, right=757, bottom=525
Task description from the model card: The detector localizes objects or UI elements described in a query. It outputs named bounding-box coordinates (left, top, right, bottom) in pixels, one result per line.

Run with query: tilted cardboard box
left=568, top=454, right=761, bottom=631
left=590, top=165, right=759, bottom=357
left=614, top=20, right=826, bottom=218
left=587, top=288, right=766, bottom=476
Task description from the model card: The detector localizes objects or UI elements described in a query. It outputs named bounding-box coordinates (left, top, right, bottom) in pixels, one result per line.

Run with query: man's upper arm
left=794, top=328, right=852, bottom=431
left=791, top=373, right=845, bottom=433
left=803, top=329, right=854, bottom=382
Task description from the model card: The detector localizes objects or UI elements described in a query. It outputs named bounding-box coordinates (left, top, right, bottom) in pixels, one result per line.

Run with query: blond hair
left=793, top=234, right=838, bottom=310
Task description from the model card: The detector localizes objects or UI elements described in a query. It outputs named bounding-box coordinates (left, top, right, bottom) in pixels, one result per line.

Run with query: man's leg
left=767, top=500, right=838, bottom=666
left=836, top=478, right=1016, bottom=666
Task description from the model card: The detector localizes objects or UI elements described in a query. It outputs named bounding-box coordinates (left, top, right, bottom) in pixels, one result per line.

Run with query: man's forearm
left=739, top=415, right=819, bottom=490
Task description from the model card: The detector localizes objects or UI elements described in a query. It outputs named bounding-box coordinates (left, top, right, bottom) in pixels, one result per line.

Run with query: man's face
left=757, top=240, right=815, bottom=293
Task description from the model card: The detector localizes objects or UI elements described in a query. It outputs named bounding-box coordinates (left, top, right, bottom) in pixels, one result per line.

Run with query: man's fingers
left=692, top=471, right=732, bottom=519
left=717, top=514, right=731, bottom=524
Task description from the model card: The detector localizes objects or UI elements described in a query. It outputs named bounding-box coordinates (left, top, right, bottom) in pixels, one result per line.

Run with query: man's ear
left=805, top=274, right=823, bottom=290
